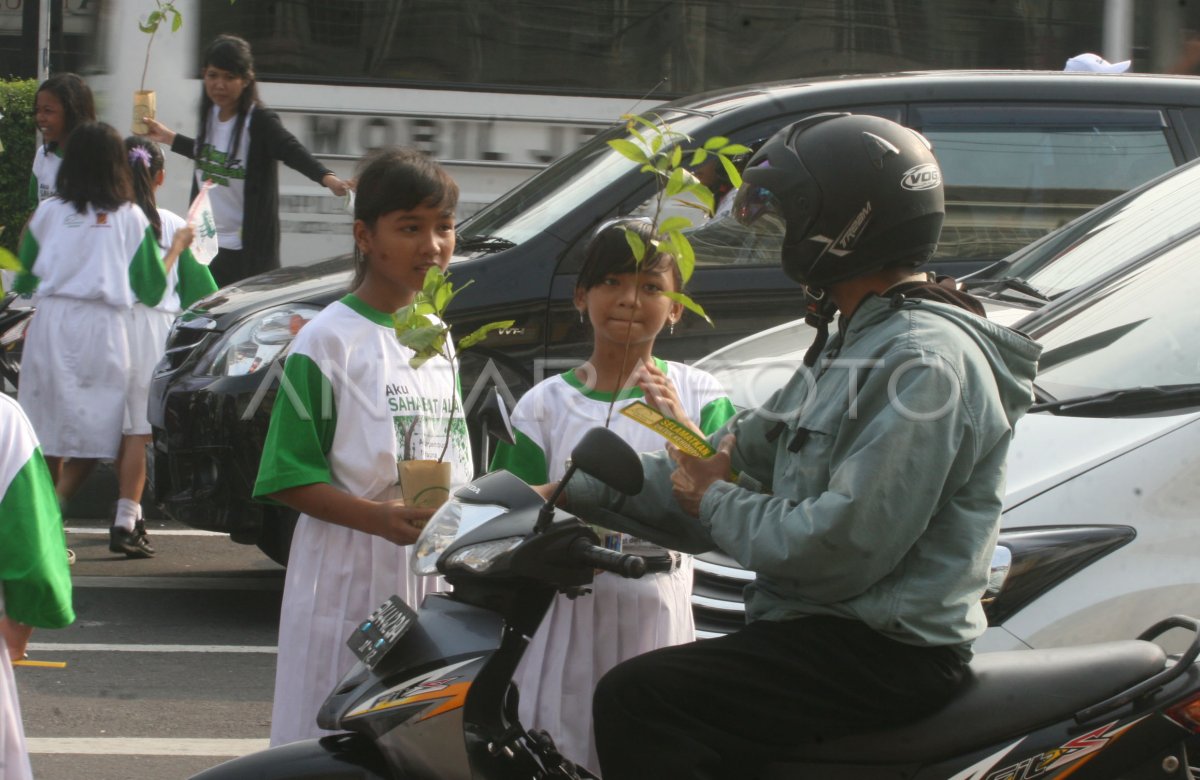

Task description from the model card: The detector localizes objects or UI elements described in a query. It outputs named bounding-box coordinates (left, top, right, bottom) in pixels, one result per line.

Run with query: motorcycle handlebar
left=567, top=537, right=646, bottom=579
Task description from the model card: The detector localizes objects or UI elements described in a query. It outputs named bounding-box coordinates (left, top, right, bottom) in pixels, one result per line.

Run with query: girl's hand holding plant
left=139, top=116, right=175, bottom=146
left=373, top=500, right=435, bottom=546
left=321, top=173, right=352, bottom=197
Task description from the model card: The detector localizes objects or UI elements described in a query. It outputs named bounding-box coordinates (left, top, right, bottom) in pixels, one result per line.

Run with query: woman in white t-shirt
left=15, top=122, right=192, bottom=517
left=142, top=34, right=350, bottom=287
left=489, top=218, right=734, bottom=776
left=29, top=73, right=94, bottom=207
left=253, top=148, right=471, bottom=746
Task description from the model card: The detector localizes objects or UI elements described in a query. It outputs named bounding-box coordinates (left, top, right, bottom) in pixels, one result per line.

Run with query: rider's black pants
left=592, top=615, right=967, bottom=780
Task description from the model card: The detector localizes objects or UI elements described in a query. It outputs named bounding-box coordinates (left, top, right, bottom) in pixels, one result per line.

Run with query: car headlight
left=200, top=304, right=322, bottom=376
left=412, top=499, right=509, bottom=576
left=444, top=537, right=524, bottom=573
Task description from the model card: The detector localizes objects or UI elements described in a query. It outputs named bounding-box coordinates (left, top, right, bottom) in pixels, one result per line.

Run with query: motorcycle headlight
left=200, top=304, right=321, bottom=376
left=444, top=537, right=524, bottom=573
left=412, top=499, right=509, bottom=576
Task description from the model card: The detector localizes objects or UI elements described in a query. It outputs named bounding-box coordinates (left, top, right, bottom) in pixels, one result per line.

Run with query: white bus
left=8, top=0, right=1194, bottom=265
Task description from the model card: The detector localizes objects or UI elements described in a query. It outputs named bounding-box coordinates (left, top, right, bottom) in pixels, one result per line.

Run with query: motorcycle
left=192, top=426, right=1200, bottom=779
left=0, top=292, right=32, bottom=391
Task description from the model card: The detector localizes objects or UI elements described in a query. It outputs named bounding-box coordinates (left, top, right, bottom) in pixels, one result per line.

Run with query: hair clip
left=128, top=146, right=152, bottom=169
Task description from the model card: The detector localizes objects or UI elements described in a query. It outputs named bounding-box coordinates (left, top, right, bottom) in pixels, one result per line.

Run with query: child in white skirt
left=110, top=136, right=217, bottom=558
left=253, top=148, right=472, bottom=746
left=489, top=218, right=734, bottom=776
left=15, top=122, right=192, bottom=515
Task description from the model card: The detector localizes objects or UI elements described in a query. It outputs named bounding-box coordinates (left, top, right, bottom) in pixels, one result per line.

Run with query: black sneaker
left=109, top=520, right=155, bottom=558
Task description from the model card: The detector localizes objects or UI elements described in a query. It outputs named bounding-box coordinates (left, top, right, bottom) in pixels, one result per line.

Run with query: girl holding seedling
left=30, top=72, right=95, bottom=206
left=14, top=122, right=189, bottom=542
left=253, top=147, right=472, bottom=747
left=490, top=217, right=734, bottom=776
left=107, top=136, right=217, bottom=559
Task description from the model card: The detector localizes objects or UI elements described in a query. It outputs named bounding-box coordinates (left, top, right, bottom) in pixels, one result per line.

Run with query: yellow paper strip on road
left=619, top=401, right=714, bottom=457
left=13, top=659, right=67, bottom=669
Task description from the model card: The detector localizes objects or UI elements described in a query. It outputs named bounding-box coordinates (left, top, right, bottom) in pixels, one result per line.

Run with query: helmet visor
left=732, top=183, right=787, bottom=234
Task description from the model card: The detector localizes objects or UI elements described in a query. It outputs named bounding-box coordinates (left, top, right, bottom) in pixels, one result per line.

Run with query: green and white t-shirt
left=15, top=200, right=167, bottom=308
left=491, top=358, right=734, bottom=485
left=195, top=105, right=252, bottom=250
left=254, top=295, right=473, bottom=504
left=28, top=144, right=62, bottom=207
left=0, top=394, right=73, bottom=629
left=156, top=208, right=218, bottom=313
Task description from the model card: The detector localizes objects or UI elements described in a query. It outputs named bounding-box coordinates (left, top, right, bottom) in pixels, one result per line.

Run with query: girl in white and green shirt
left=254, top=148, right=470, bottom=747
left=16, top=123, right=190, bottom=496
left=490, top=218, right=734, bottom=776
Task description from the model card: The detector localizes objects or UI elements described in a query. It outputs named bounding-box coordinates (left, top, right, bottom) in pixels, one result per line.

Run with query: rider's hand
left=531, top=482, right=562, bottom=506
left=670, top=434, right=736, bottom=517
left=140, top=117, right=176, bottom=146
left=375, top=501, right=435, bottom=546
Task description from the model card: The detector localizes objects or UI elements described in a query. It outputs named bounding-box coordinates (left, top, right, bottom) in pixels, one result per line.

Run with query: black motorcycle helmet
left=732, top=113, right=945, bottom=288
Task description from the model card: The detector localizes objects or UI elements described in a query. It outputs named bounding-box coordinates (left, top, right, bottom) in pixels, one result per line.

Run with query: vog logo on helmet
left=901, top=163, right=941, bottom=191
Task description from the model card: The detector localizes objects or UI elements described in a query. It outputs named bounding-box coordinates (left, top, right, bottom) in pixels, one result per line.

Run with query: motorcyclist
left=548, top=113, right=1043, bottom=778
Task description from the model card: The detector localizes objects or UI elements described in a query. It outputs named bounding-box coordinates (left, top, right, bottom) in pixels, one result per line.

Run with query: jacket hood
left=846, top=294, right=1043, bottom=428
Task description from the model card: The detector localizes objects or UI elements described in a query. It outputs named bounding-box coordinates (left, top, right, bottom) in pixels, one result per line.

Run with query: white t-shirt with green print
left=254, top=294, right=473, bottom=504
left=16, top=199, right=166, bottom=307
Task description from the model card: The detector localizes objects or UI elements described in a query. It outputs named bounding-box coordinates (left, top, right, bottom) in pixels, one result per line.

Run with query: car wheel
left=256, top=507, right=298, bottom=567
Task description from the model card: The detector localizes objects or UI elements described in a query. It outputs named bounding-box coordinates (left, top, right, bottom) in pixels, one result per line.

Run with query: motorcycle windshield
left=412, top=500, right=508, bottom=575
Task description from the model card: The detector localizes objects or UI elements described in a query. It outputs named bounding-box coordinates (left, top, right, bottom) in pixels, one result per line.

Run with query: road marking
left=71, top=575, right=283, bottom=591
left=26, top=737, right=270, bottom=756
left=29, top=642, right=277, bottom=654
left=64, top=526, right=226, bottom=537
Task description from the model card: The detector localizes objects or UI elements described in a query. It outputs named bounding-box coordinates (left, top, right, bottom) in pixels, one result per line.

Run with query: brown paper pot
left=133, top=90, right=156, bottom=135
left=398, top=459, right=452, bottom=524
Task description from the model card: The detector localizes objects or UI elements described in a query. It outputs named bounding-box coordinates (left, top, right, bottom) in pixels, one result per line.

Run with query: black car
left=149, top=70, right=1200, bottom=564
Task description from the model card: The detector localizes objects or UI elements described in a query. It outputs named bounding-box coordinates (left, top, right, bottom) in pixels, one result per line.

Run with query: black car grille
left=159, top=322, right=215, bottom=373
left=692, top=551, right=751, bottom=639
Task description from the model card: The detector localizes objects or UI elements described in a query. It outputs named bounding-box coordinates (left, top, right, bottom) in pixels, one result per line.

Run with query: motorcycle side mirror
left=534, top=426, right=643, bottom=533
left=570, top=426, right=644, bottom=495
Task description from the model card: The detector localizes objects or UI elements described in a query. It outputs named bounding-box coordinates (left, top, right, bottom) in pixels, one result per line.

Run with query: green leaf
left=652, top=153, right=672, bottom=171
left=0, top=247, right=21, bottom=272
left=702, top=136, right=729, bottom=151
left=658, top=216, right=692, bottom=234
left=664, top=167, right=686, bottom=197
left=668, top=230, right=696, bottom=283
left=138, top=20, right=157, bottom=33
left=719, top=154, right=743, bottom=189
left=718, top=143, right=752, bottom=156
left=171, top=9, right=183, bottom=32
left=670, top=144, right=682, bottom=168
left=628, top=125, right=649, bottom=148
left=689, top=149, right=707, bottom=166
left=686, top=182, right=715, bottom=213
left=459, top=319, right=515, bottom=351
left=662, top=290, right=712, bottom=325
left=623, top=229, right=647, bottom=265
left=395, top=324, right=443, bottom=352
left=608, top=139, right=648, bottom=164
left=650, top=133, right=663, bottom=154
left=628, top=114, right=665, bottom=133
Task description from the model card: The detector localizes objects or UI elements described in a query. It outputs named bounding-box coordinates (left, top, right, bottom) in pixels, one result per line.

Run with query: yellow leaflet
left=620, top=400, right=714, bottom=457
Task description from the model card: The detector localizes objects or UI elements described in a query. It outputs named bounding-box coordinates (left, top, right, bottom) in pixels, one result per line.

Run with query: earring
left=578, top=309, right=585, bottom=324
left=669, top=320, right=675, bottom=336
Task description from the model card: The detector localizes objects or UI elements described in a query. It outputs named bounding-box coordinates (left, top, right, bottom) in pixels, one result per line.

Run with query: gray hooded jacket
left=567, top=293, right=1042, bottom=655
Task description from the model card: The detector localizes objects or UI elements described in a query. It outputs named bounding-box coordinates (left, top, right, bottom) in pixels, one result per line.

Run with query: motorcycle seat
left=761, top=639, right=1166, bottom=771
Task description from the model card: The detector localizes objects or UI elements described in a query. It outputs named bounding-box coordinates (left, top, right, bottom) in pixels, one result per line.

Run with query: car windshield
left=970, top=160, right=1200, bottom=300
left=457, top=111, right=713, bottom=246
left=1030, top=231, right=1200, bottom=403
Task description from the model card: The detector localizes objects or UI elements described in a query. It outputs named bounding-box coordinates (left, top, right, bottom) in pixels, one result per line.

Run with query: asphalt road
left=17, top=516, right=286, bottom=780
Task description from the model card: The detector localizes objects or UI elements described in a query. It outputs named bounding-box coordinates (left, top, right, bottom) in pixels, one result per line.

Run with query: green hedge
left=0, top=79, right=37, bottom=255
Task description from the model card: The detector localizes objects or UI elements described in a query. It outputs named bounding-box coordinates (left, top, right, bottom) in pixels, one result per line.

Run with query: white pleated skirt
left=124, top=305, right=173, bottom=435
left=269, top=514, right=446, bottom=747
left=1, top=597, right=33, bottom=780
left=513, top=556, right=695, bottom=777
left=18, top=296, right=130, bottom=459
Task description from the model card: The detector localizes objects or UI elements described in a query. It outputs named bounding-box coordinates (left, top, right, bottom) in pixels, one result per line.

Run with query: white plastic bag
left=186, top=181, right=219, bottom=266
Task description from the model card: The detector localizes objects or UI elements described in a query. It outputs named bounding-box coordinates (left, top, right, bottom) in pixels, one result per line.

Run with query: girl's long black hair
left=125, top=136, right=165, bottom=240
left=36, top=72, right=96, bottom=150
left=351, top=147, right=459, bottom=289
left=56, top=122, right=133, bottom=214
left=195, top=34, right=261, bottom=163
